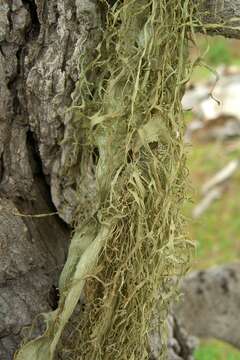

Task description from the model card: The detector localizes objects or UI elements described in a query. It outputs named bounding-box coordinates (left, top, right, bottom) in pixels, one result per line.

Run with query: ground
left=187, top=141, right=240, bottom=269
left=185, top=35, right=240, bottom=360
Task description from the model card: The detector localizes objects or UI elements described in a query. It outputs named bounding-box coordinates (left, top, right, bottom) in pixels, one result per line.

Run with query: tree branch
left=201, top=0, right=240, bottom=38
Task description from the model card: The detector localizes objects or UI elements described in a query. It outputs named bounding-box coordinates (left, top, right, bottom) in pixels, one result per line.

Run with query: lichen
left=15, top=1, right=197, bottom=359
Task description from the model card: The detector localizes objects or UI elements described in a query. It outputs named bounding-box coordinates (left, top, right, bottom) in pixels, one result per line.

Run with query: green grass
left=186, top=142, right=240, bottom=268
left=205, top=38, right=232, bottom=65
left=195, top=340, right=240, bottom=360
left=189, top=35, right=240, bottom=82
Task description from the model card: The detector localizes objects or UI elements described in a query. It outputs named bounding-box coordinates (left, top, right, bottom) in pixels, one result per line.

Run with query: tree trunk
left=0, top=1, right=239, bottom=359
left=0, top=0, right=101, bottom=357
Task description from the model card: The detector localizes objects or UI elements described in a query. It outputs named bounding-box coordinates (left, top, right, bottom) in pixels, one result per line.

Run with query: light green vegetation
left=186, top=35, right=240, bottom=360
left=189, top=35, right=240, bottom=82
left=195, top=340, right=240, bottom=360
left=186, top=142, right=240, bottom=269
left=204, top=37, right=240, bottom=66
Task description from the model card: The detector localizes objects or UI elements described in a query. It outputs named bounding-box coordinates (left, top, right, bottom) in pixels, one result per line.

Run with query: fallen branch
left=202, top=159, right=239, bottom=194
left=193, top=187, right=223, bottom=218
left=193, top=160, right=239, bottom=218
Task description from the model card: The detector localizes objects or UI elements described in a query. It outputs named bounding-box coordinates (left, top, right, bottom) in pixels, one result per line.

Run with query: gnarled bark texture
left=201, top=0, right=240, bottom=38
left=0, top=0, right=239, bottom=358
left=0, top=0, right=101, bottom=358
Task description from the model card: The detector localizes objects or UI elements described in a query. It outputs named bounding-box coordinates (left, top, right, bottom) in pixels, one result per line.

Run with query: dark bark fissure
left=6, top=0, right=40, bottom=121
left=7, top=3, right=13, bottom=32
left=22, top=0, right=40, bottom=41
left=26, top=130, right=43, bottom=177
left=0, top=46, right=4, bottom=57
left=16, top=19, right=38, bottom=111
left=25, top=129, right=70, bottom=233
left=7, top=47, right=22, bottom=115
left=48, top=284, right=60, bottom=311
left=0, top=154, right=4, bottom=184
left=92, top=146, right=99, bottom=166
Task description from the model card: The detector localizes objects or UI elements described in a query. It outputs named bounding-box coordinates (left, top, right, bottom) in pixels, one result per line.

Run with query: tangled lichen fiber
left=15, top=1, right=195, bottom=359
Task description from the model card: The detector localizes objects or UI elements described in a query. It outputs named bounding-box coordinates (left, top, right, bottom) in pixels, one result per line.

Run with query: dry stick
left=193, top=160, right=240, bottom=218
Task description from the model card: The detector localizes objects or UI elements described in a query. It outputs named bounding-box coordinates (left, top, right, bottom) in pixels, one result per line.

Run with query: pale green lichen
left=15, top=1, right=197, bottom=359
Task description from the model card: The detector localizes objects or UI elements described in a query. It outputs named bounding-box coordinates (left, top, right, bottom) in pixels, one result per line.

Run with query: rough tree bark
left=201, top=0, right=240, bottom=38
left=0, top=1, right=101, bottom=358
left=0, top=1, right=240, bottom=359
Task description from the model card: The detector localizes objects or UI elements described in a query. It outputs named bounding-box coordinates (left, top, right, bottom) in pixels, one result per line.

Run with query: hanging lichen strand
left=15, top=1, right=195, bottom=359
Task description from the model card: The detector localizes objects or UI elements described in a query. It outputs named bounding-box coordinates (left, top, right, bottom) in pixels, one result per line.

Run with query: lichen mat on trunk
left=14, top=1, right=196, bottom=359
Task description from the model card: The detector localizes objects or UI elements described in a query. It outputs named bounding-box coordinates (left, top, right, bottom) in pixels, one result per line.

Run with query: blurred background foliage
left=195, top=340, right=240, bottom=360
left=185, top=35, right=240, bottom=359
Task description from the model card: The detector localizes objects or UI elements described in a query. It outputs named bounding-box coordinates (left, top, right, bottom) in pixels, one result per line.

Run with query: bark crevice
left=21, top=0, right=40, bottom=41
left=0, top=0, right=239, bottom=358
